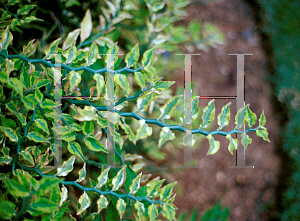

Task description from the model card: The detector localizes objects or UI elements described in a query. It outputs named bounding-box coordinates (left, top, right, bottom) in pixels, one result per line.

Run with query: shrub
left=0, top=0, right=270, bottom=220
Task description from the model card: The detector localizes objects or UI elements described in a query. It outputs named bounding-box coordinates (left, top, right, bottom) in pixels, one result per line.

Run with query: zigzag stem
left=16, top=162, right=166, bottom=206
left=0, top=52, right=144, bottom=74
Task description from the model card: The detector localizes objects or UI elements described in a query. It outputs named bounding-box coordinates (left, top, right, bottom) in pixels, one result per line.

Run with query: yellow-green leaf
left=0, top=126, right=18, bottom=142
left=235, top=106, right=245, bottom=129
left=206, top=134, right=220, bottom=155
left=56, top=155, right=76, bottom=176
left=77, top=192, right=91, bottom=215
left=120, top=123, right=136, bottom=143
left=256, top=129, right=270, bottom=142
left=245, top=104, right=257, bottom=127
left=86, top=41, right=98, bottom=66
left=112, top=166, right=126, bottom=191
left=225, top=134, right=238, bottom=155
left=142, top=48, right=156, bottom=67
left=5, top=103, right=26, bottom=125
left=95, top=167, right=110, bottom=189
left=241, top=133, right=252, bottom=151
left=125, top=44, right=139, bottom=68
left=129, top=172, right=142, bottom=195
left=134, top=201, right=145, bottom=221
left=200, top=100, right=215, bottom=128
left=116, top=198, right=126, bottom=219
left=134, top=72, right=147, bottom=89
left=93, top=74, right=105, bottom=97
left=158, top=127, right=175, bottom=148
left=147, top=179, right=165, bottom=197
left=135, top=119, right=152, bottom=142
left=34, top=118, right=49, bottom=135
left=82, top=121, right=94, bottom=135
left=17, top=5, right=36, bottom=15
left=162, top=204, right=175, bottom=221
left=0, top=26, right=13, bottom=50
left=67, top=142, right=84, bottom=161
left=105, top=44, right=118, bottom=69
left=259, top=110, right=266, bottom=127
left=148, top=204, right=158, bottom=221
left=97, top=195, right=108, bottom=213
left=158, top=96, right=180, bottom=120
left=80, top=9, right=92, bottom=43
left=84, top=136, right=107, bottom=153
left=115, top=73, right=131, bottom=95
left=66, top=41, right=77, bottom=64
left=217, top=102, right=231, bottom=129
left=59, top=185, right=68, bottom=206
left=63, top=28, right=80, bottom=50
left=69, top=71, right=81, bottom=92
left=76, top=162, right=86, bottom=183
left=135, top=91, right=160, bottom=112
left=44, top=38, right=61, bottom=60
left=159, top=182, right=177, bottom=202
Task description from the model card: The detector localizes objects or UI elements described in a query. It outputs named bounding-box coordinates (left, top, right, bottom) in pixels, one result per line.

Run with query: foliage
left=0, top=0, right=270, bottom=220
left=255, top=0, right=300, bottom=220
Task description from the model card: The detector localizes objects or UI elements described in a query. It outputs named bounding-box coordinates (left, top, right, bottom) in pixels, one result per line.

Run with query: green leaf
left=20, top=66, right=30, bottom=89
left=134, top=72, right=147, bottom=89
left=162, top=204, right=176, bottom=221
left=80, top=9, right=92, bottom=43
left=56, top=155, right=76, bottom=176
left=63, top=28, right=80, bottom=50
left=112, top=166, right=126, bottom=191
left=115, top=73, right=131, bottom=95
left=226, top=134, right=238, bottom=155
left=152, top=2, right=165, bottom=12
left=95, top=167, right=110, bottom=189
left=82, top=121, right=94, bottom=135
left=0, top=126, right=18, bottom=142
left=39, top=177, right=60, bottom=192
left=217, top=102, right=231, bottom=129
left=235, top=106, right=245, bottom=129
left=77, top=192, right=91, bottom=215
left=135, top=91, right=160, bottom=112
left=259, top=110, right=266, bottom=127
left=148, top=204, right=158, bottom=221
left=129, top=172, right=142, bottom=194
left=245, top=104, right=257, bottom=127
left=116, top=198, right=126, bottom=219
left=241, top=133, right=252, bottom=151
left=134, top=201, right=145, bottom=220
left=135, top=119, right=152, bottom=142
left=142, top=47, right=156, bottom=67
left=153, top=81, right=175, bottom=91
left=125, top=44, right=140, bottom=68
left=200, top=100, right=215, bottom=128
left=34, top=118, right=49, bottom=135
left=67, top=142, right=85, bottom=161
left=4, top=177, right=30, bottom=197
left=160, top=182, right=177, bottom=202
left=29, top=197, right=58, bottom=214
left=0, top=201, right=16, bottom=220
left=23, top=16, right=43, bottom=23
left=7, top=0, right=19, bottom=6
left=97, top=195, right=108, bottom=213
left=158, top=96, right=180, bottom=120
left=74, top=106, right=97, bottom=121
left=69, top=71, right=81, bottom=92
left=158, top=127, right=175, bottom=148
left=120, top=123, right=136, bottom=144
left=86, top=41, right=99, bottom=66
left=84, top=136, right=107, bottom=153
left=93, top=74, right=105, bottom=97
left=206, top=134, right=220, bottom=155
left=17, top=5, right=36, bottom=15
left=59, top=185, right=68, bottom=206
left=256, top=129, right=270, bottom=142
left=27, top=131, right=49, bottom=143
